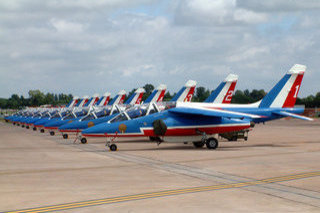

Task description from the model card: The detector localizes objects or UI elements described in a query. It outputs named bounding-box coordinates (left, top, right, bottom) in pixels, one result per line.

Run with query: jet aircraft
left=82, top=64, right=312, bottom=151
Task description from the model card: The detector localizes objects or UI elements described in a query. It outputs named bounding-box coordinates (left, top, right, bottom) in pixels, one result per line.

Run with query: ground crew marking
left=3, top=171, right=320, bottom=213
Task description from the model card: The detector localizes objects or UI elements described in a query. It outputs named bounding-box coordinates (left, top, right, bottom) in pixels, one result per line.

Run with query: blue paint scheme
left=96, top=97, right=104, bottom=106
left=82, top=106, right=305, bottom=136
left=84, top=98, right=93, bottom=107
left=259, top=74, right=291, bottom=108
left=171, top=87, right=186, bottom=101
left=108, top=95, right=119, bottom=105
left=75, top=99, right=83, bottom=107
left=124, top=93, right=135, bottom=104
left=145, top=90, right=158, bottom=103
left=204, top=82, right=226, bottom=103
left=58, top=114, right=118, bottom=131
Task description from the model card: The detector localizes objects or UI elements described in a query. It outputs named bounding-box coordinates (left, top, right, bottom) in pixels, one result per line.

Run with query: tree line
left=0, top=90, right=73, bottom=109
left=1, top=86, right=320, bottom=109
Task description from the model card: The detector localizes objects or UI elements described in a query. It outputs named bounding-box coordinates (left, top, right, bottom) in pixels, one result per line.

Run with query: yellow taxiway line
left=4, top=171, right=320, bottom=213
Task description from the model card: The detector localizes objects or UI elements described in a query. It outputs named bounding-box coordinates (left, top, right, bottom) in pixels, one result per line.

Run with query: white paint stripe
left=213, top=82, right=231, bottom=104
left=270, top=74, right=297, bottom=108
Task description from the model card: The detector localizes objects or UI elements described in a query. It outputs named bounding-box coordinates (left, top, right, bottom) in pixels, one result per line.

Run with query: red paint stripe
left=34, top=125, right=44, bottom=128
left=135, top=93, right=144, bottom=104
left=157, top=90, right=166, bottom=102
left=59, top=129, right=81, bottom=133
left=82, top=125, right=250, bottom=138
left=104, top=96, right=110, bottom=106
left=44, top=126, right=59, bottom=130
left=184, top=86, right=195, bottom=102
left=282, top=74, right=304, bottom=108
left=119, top=95, right=126, bottom=104
left=222, top=81, right=236, bottom=104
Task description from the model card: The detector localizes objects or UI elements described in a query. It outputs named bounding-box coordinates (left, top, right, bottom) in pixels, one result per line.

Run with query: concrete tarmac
left=0, top=119, right=320, bottom=212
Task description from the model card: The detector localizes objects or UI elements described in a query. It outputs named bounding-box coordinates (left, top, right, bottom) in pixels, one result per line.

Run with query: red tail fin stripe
left=157, top=90, right=166, bottom=102
left=282, top=74, right=304, bottom=108
left=184, top=86, right=195, bottom=102
left=222, top=81, right=236, bottom=104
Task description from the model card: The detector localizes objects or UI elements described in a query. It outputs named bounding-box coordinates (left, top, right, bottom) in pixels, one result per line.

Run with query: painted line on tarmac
left=3, top=171, right=320, bottom=213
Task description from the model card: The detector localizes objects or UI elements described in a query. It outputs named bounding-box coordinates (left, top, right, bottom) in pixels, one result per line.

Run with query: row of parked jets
left=5, top=64, right=313, bottom=151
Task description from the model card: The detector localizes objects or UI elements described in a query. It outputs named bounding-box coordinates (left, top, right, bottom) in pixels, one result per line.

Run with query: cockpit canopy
left=109, top=102, right=177, bottom=123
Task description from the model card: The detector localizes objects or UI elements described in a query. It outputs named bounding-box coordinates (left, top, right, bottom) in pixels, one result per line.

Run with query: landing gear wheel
left=63, top=134, right=68, bottom=139
left=206, top=137, right=218, bottom=149
left=13, top=123, right=16, bottom=125
left=26, top=126, right=29, bottom=129
left=193, top=141, right=205, bottom=148
left=232, top=136, right=237, bottom=141
left=22, top=125, right=25, bottom=128
left=81, top=138, right=87, bottom=144
left=110, top=144, right=117, bottom=151
left=33, top=127, right=37, bottom=131
left=50, top=131, right=55, bottom=136
left=17, top=123, right=20, bottom=126
left=40, top=129, right=45, bottom=133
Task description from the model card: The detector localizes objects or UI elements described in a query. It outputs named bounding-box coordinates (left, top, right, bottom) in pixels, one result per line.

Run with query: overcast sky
left=1, top=0, right=319, bottom=98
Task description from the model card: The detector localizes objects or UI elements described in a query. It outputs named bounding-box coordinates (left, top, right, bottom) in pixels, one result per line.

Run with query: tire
left=26, top=126, right=29, bottom=129
left=33, top=127, right=37, bottom=131
left=50, top=131, right=55, bottom=136
left=40, top=129, right=45, bottom=133
left=80, top=138, right=87, bottom=144
left=193, top=141, right=205, bottom=148
left=206, top=137, right=219, bottom=149
left=110, top=144, right=117, bottom=151
left=63, top=134, right=68, bottom=139
left=232, top=136, right=237, bottom=141
left=22, top=125, right=25, bottom=128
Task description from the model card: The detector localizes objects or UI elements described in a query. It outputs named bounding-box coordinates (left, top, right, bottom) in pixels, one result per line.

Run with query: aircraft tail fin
left=86, top=94, right=100, bottom=107
left=79, top=96, right=89, bottom=107
left=109, top=90, right=126, bottom=105
left=125, top=88, right=146, bottom=105
left=67, top=96, right=79, bottom=108
left=259, top=64, right=306, bottom=108
left=97, top=92, right=111, bottom=106
left=204, top=74, right=238, bottom=103
left=171, top=80, right=197, bottom=102
left=144, top=84, right=167, bottom=103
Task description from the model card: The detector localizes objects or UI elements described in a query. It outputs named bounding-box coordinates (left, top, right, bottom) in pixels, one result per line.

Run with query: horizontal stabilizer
left=273, top=111, right=313, bottom=121
left=169, top=107, right=261, bottom=119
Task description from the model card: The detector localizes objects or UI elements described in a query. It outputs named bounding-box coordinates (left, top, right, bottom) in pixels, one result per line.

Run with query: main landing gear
left=50, top=131, right=55, bottom=136
left=63, top=134, right=68, bottom=139
left=80, top=137, right=87, bottom=144
left=40, top=129, right=45, bottom=133
left=33, top=127, right=37, bottom=131
left=193, top=130, right=219, bottom=150
left=105, top=141, right=117, bottom=151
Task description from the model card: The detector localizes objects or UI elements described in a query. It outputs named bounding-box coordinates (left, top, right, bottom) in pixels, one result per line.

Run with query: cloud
left=0, top=0, right=320, bottom=99
left=237, top=0, right=320, bottom=12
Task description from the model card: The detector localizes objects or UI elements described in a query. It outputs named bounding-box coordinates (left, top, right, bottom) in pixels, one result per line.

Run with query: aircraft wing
left=169, top=107, right=262, bottom=119
left=273, top=111, right=313, bottom=121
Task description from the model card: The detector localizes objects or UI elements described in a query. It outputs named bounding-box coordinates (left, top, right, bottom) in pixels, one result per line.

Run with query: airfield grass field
left=0, top=119, right=320, bottom=212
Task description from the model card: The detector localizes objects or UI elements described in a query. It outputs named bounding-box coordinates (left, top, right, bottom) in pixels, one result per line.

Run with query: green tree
left=28, top=90, right=45, bottom=106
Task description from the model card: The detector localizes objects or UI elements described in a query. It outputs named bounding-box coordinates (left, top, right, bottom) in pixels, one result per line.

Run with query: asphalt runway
left=0, top=119, right=320, bottom=212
